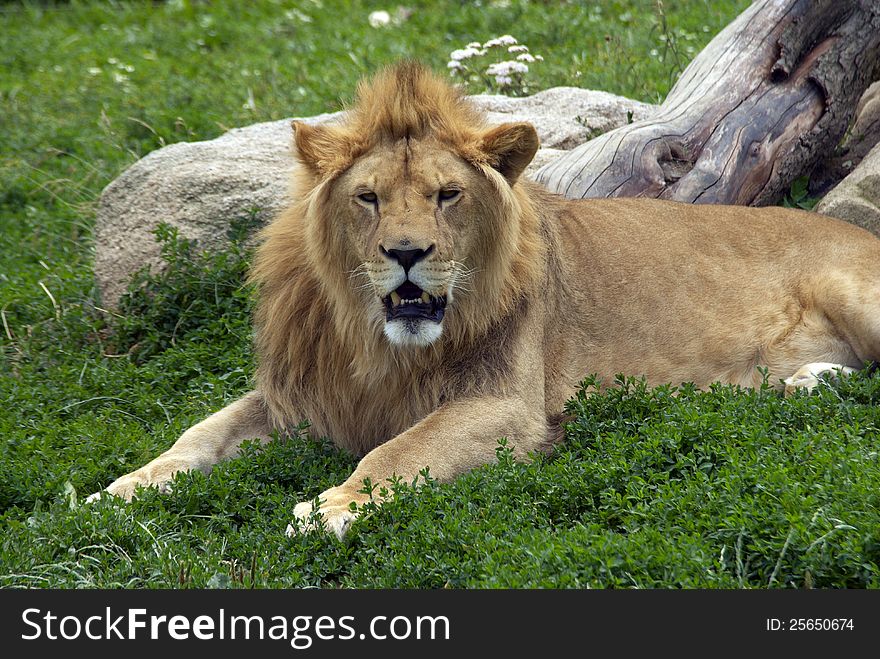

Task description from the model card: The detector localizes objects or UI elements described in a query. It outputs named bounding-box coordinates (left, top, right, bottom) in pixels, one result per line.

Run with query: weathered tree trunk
left=534, top=0, right=880, bottom=206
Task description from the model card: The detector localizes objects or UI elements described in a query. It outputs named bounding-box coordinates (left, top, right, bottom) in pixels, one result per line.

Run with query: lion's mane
left=249, top=62, right=550, bottom=453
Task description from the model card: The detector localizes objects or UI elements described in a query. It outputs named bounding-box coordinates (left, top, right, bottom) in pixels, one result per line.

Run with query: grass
left=4, top=0, right=877, bottom=589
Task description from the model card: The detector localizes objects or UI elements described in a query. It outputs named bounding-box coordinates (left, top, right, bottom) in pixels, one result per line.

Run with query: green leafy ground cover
left=5, top=0, right=877, bottom=589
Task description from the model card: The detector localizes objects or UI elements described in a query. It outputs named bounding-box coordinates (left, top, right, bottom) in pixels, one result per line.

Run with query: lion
left=89, top=62, right=880, bottom=540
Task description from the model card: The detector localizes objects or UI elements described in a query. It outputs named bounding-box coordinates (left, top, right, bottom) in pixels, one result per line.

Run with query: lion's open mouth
left=382, top=281, right=447, bottom=323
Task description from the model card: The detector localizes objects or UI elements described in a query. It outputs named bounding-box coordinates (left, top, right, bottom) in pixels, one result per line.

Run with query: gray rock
left=94, top=112, right=333, bottom=307
left=816, top=141, right=880, bottom=236
left=94, top=89, right=655, bottom=306
left=473, top=87, right=655, bottom=150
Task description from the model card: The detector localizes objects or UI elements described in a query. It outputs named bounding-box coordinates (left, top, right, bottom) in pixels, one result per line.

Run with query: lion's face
left=287, top=65, right=539, bottom=350
left=330, top=138, right=493, bottom=347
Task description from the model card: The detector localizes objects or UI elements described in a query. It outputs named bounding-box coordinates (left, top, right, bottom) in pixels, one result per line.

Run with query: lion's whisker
left=347, top=265, right=371, bottom=282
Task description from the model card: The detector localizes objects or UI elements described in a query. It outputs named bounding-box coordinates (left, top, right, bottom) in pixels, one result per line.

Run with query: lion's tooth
left=421, top=292, right=430, bottom=303
left=390, top=291, right=401, bottom=306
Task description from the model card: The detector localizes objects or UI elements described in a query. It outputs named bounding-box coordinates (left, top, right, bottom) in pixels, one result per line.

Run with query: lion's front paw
left=286, top=487, right=369, bottom=540
left=85, top=465, right=179, bottom=504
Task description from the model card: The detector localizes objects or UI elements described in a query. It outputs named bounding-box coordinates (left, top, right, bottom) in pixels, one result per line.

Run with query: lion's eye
left=357, top=191, right=378, bottom=205
left=438, top=189, right=461, bottom=204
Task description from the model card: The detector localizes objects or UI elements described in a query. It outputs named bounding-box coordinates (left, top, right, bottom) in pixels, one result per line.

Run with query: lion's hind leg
left=783, top=362, right=856, bottom=397
left=770, top=266, right=880, bottom=396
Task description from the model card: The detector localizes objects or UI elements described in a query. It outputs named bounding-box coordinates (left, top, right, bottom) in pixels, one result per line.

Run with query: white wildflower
left=450, top=46, right=482, bottom=61
left=87, top=67, right=102, bottom=76
left=483, top=35, right=518, bottom=48
left=449, top=35, right=541, bottom=94
left=486, top=60, right=528, bottom=76
left=368, top=10, right=391, bottom=27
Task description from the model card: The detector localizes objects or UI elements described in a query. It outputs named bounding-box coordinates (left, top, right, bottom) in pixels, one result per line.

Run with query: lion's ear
left=292, top=120, right=347, bottom=177
left=479, top=122, right=540, bottom=184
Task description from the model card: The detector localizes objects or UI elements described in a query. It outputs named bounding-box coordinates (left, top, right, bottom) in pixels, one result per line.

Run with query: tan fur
left=91, top=63, right=880, bottom=540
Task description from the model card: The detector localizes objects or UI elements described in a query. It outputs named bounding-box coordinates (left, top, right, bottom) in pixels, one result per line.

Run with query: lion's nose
left=383, top=245, right=434, bottom=273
